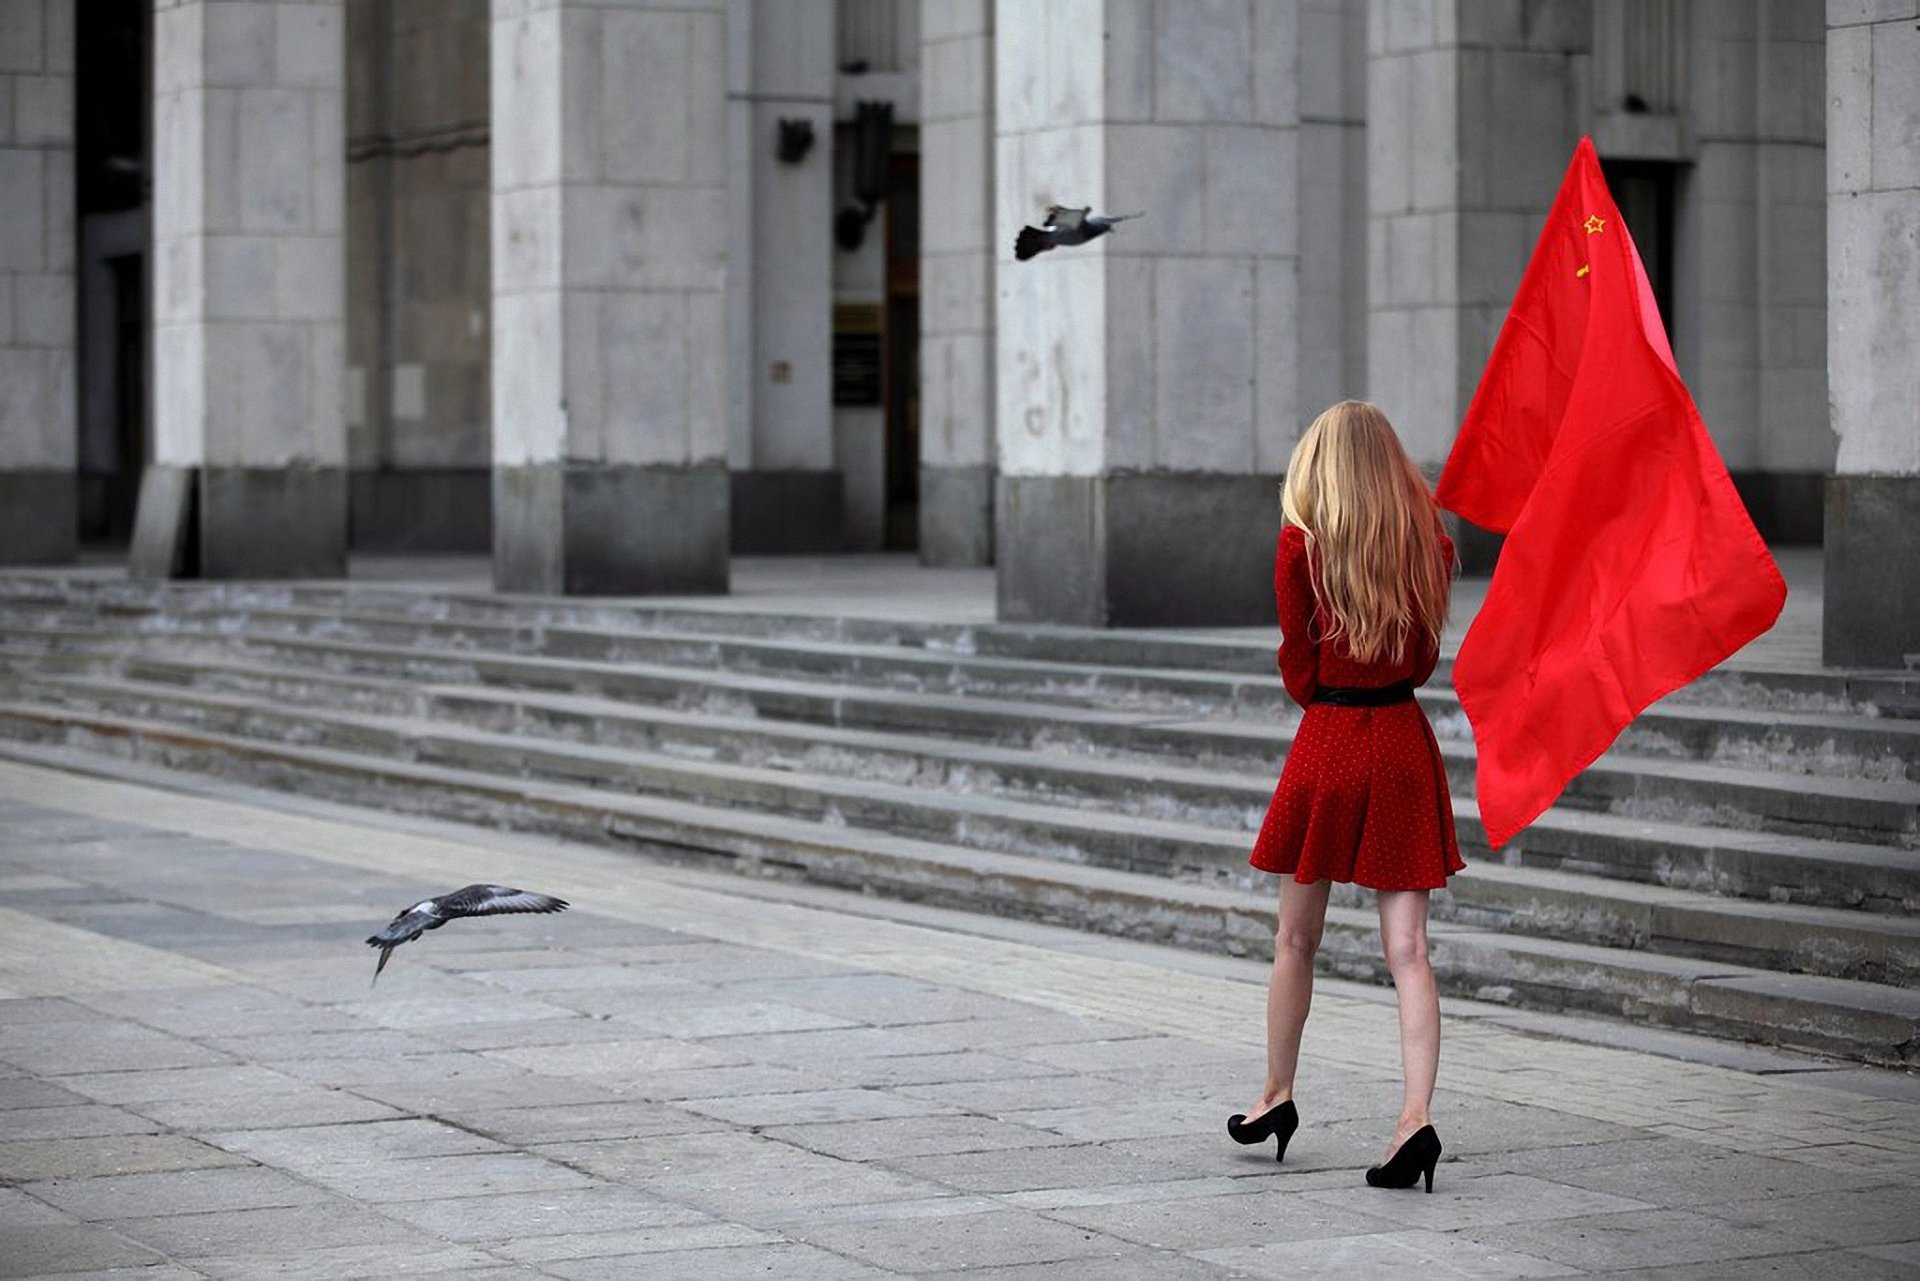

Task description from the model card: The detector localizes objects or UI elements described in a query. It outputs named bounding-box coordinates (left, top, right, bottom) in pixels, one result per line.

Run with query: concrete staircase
left=1, top=576, right=1916, bottom=1066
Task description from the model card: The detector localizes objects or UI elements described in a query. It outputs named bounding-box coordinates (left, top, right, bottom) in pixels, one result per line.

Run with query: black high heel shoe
left=1365, top=1125, right=1441, bottom=1192
left=1226, top=1099, right=1298, bottom=1163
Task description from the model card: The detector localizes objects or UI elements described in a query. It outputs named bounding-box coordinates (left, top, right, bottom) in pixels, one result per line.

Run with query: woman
left=1226, top=400, right=1460, bottom=1193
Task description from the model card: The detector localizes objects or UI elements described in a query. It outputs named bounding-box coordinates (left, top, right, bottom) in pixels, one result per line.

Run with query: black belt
left=1312, top=680, right=1415, bottom=707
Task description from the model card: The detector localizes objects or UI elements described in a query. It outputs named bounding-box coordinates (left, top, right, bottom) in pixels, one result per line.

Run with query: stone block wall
left=0, top=0, right=76, bottom=563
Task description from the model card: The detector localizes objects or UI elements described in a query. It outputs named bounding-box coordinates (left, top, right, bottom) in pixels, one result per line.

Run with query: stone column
left=490, top=0, right=729, bottom=595
left=141, top=0, right=348, bottom=579
left=994, top=0, right=1322, bottom=626
left=0, top=0, right=76, bottom=564
left=1366, top=1, right=1589, bottom=482
left=919, top=0, right=993, bottom=567
left=1826, top=5, right=1919, bottom=668
left=725, top=0, right=840, bottom=554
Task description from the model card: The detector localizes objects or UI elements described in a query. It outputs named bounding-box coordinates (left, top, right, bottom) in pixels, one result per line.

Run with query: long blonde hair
left=1280, top=400, right=1451, bottom=664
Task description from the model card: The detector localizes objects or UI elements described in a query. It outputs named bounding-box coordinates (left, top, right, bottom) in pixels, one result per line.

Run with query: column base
left=996, top=473, right=1280, bottom=627
left=1730, top=471, right=1824, bottom=546
left=493, top=462, right=730, bottom=596
left=129, top=465, right=347, bottom=580
left=349, top=468, right=491, bottom=553
left=1824, top=475, right=1919, bottom=668
left=919, top=464, right=994, bottom=568
left=0, top=471, right=77, bottom=564
left=729, top=470, right=844, bottom=554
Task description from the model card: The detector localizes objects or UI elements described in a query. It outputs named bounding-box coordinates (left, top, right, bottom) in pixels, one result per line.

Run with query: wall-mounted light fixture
left=835, top=100, right=894, bottom=251
left=776, top=118, right=815, bottom=165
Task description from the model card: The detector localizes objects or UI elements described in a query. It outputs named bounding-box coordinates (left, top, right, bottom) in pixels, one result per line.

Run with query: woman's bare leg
left=1247, top=877, right=1332, bottom=1115
left=1376, top=888, right=1439, bottom=1158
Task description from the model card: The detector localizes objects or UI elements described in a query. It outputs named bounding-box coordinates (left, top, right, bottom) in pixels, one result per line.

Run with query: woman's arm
left=1412, top=533, right=1456, bottom=688
left=1275, top=525, right=1320, bottom=708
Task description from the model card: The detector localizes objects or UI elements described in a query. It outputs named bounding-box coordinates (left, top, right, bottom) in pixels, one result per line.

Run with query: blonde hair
left=1280, top=400, right=1451, bottom=664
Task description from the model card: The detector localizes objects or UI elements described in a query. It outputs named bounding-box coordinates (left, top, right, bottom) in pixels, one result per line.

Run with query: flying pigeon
left=1014, top=206, right=1143, bottom=261
left=366, top=884, right=568, bottom=981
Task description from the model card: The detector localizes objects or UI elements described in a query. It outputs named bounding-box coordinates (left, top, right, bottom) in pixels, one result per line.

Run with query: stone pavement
left=1, top=757, right=1915, bottom=1279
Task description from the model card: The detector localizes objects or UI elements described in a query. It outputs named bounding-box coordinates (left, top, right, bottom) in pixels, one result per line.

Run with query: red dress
left=1248, top=524, right=1464, bottom=890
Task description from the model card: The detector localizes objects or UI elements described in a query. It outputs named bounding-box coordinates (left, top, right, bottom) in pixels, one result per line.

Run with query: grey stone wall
left=0, top=0, right=76, bottom=564
left=146, top=0, right=349, bottom=579
left=1824, top=2, right=1919, bottom=668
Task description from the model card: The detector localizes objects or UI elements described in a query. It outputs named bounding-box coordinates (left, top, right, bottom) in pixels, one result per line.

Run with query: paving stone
left=916, top=1253, right=1249, bottom=1280
left=24, top=1166, right=333, bottom=1221
left=1532, top=1148, right=1896, bottom=1208
left=0, top=1135, right=250, bottom=1182
left=0, top=1105, right=158, bottom=1142
left=722, top=974, right=1040, bottom=1026
left=481, top=1036, right=746, bottom=1078
left=264, top=1150, right=598, bottom=1203
left=134, top=1086, right=405, bottom=1132
left=887, top=1141, right=1202, bottom=1194
left=1604, top=1251, right=1920, bottom=1278
left=681, top=1086, right=957, bottom=1128
left=206, top=1118, right=507, bottom=1170
left=1463, top=1207, right=1830, bottom=1272
left=0, top=1023, right=231, bottom=1076
left=333, top=992, right=584, bottom=1030
left=425, top=1014, right=681, bottom=1052
left=1195, top=1227, right=1579, bottom=1277
left=53, top=1064, right=311, bottom=1105
left=371, top=1184, right=708, bottom=1244
left=1298, top=1170, right=1655, bottom=1231
left=451, top=1100, right=722, bottom=1147
left=766, top=1114, right=1078, bottom=1162
left=0, top=1223, right=168, bottom=1274
left=184, top=1242, right=510, bottom=1280
left=344, top=1070, right=625, bottom=1114
left=273, top=1050, right=536, bottom=1089
left=542, top=1241, right=888, bottom=1280
left=622, top=1061, right=851, bottom=1102
left=111, top=1201, right=440, bottom=1260
left=830, top=1050, right=1075, bottom=1089
left=794, top=1206, right=1125, bottom=1271
left=0, top=1079, right=90, bottom=1110
left=1041, top=1186, right=1402, bottom=1250
left=1009, top=1096, right=1225, bottom=1143
left=1697, top=1184, right=1920, bottom=1247
left=488, top=1219, right=783, bottom=1264
left=0, top=1186, right=75, bottom=1228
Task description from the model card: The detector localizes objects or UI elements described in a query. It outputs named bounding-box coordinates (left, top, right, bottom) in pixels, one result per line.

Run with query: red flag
left=1437, top=138, right=1786, bottom=850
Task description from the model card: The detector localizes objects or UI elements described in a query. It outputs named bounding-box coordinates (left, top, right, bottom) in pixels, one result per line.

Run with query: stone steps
left=0, top=700, right=1914, bottom=1066
left=6, top=619, right=1919, bottom=850
left=10, top=667, right=1920, bottom=991
left=2, top=577, right=1916, bottom=1066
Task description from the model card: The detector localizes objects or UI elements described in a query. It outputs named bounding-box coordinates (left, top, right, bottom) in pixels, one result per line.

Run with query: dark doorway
left=882, top=148, right=919, bottom=551
left=75, top=0, right=151, bottom=545
left=1601, top=159, right=1679, bottom=341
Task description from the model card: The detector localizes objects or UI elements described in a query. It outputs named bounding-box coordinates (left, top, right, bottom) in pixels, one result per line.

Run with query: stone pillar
left=0, top=0, right=76, bottom=564
left=143, top=0, right=348, bottom=579
left=490, top=0, right=728, bottom=596
left=725, top=0, right=841, bottom=554
left=1366, top=0, right=1589, bottom=489
left=919, top=0, right=993, bottom=567
left=993, top=0, right=1319, bottom=626
left=1825, top=5, right=1919, bottom=668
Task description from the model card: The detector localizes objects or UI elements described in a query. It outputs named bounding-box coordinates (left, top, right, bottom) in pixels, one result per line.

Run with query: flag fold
left=1437, top=138, right=1787, bottom=850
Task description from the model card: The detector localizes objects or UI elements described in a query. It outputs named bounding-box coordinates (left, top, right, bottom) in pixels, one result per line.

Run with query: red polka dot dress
left=1249, top=524, right=1464, bottom=890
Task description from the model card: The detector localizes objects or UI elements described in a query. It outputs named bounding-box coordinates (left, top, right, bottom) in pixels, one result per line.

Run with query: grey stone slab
left=0, top=1080, right=90, bottom=1111
left=0, top=1105, right=159, bottom=1141
left=464, top=963, right=692, bottom=993
left=0, top=1023, right=232, bottom=1076
left=186, top=1241, right=508, bottom=1280
left=1196, top=1227, right=1579, bottom=1278
left=332, top=992, right=585, bottom=1031
left=681, top=1086, right=957, bottom=1128
left=0, top=1135, right=251, bottom=1182
left=898, top=1074, right=1106, bottom=1116
left=1533, top=1149, right=1894, bottom=1208
left=482, top=1037, right=747, bottom=1078
left=602, top=999, right=860, bottom=1040
left=287, top=1150, right=597, bottom=1203
left=0, top=1224, right=166, bottom=1275
left=721, top=973, right=1038, bottom=1026
left=1042, top=1186, right=1400, bottom=1251
left=207, top=1118, right=508, bottom=1171
left=196, top=1028, right=437, bottom=1063
left=1606, top=1250, right=1920, bottom=1279
left=489, top=1219, right=781, bottom=1264
left=271, top=1050, right=538, bottom=1090
left=887, top=1141, right=1202, bottom=1194
left=134, top=1088, right=404, bottom=1133
left=424, top=1014, right=684, bottom=1052
left=917, top=1253, right=1249, bottom=1281
left=1463, top=1207, right=1831, bottom=1273
left=343, top=1071, right=626, bottom=1115
left=623, top=1062, right=852, bottom=1102
left=112, top=1201, right=421, bottom=1260
left=1298, top=1170, right=1655, bottom=1232
left=796, top=1206, right=1128, bottom=1271
left=1011, top=1096, right=1224, bottom=1143
left=767, top=1114, right=1078, bottom=1163
left=453, top=1100, right=723, bottom=1147
left=373, top=1184, right=707, bottom=1244
left=832, top=1050, right=1076, bottom=1089
left=197, top=466, right=349, bottom=581
left=0, top=1187, right=74, bottom=1228
left=543, top=1241, right=886, bottom=1280
left=1698, top=1184, right=1920, bottom=1247
left=57, top=1064, right=324, bottom=1105
left=25, top=1166, right=333, bottom=1221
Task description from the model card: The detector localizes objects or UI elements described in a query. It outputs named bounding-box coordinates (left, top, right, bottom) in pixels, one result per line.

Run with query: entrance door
left=882, top=150, right=919, bottom=551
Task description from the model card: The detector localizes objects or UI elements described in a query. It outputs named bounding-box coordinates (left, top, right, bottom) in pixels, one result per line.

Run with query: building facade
left=2, top=1, right=1914, bottom=663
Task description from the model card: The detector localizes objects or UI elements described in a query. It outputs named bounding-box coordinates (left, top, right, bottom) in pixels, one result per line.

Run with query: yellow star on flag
left=1583, top=214, right=1606, bottom=235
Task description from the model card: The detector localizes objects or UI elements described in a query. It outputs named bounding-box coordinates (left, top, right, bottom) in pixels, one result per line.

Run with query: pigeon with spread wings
left=1013, top=206, right=1143, bottom=261
left=366, top=884, right=568, bottom=981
